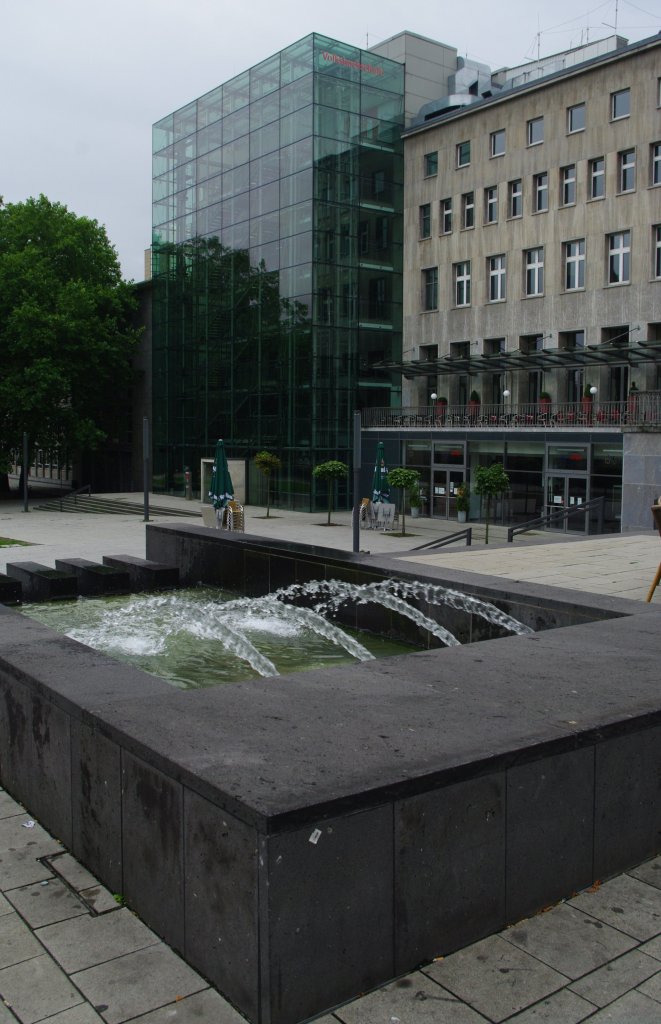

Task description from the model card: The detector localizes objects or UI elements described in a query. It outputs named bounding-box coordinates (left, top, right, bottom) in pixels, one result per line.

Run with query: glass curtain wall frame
left=151, top=34, right=403, bottom=509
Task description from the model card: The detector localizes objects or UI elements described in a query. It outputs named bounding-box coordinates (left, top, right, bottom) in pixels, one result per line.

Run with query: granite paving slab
left=78, top=885, right=121, bottom=915
left=332, top=973, right=486, bottom=1023
left=0, top=912, right=44, bottom=969
left=0, top=891, right=11, bottom=916
left=49, top=852, right=100, bottom=892
left=641, top=935, right=661, bottom=960
left=495, top=987, right=595, bottom=1023
left=124, top=988, right=248, bottom=1023
left=501, top=903, right=637, bottom=978
left=421, top=934, right=568, bottom=1022
left=569, top=949, right=661, bottom=1006
left=37, top=906, right=161, bottom=974
left=629, top=855, right=661, bottom=891
left=0, top=791, right=23, bottom=817
left=638, top=970, right=661, bottom=1002
left=0, top=848, right=57, bottom=890
left=71, top=943, right=209, bottom=1024
left=0, top=814, right=63, bottom=857
left=42, top=1008, right=105, bottom=1024
left=0, top=952, right=83, bottom=1023
left=568, top=875, right=661, bottom=940
left=6, top=877, right=88, bottom=928
left=582, top=989, right=661, bottom=1022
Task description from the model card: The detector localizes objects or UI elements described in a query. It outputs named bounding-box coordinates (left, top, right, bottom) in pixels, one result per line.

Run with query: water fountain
left=1, top=521, right=660, bottom=1024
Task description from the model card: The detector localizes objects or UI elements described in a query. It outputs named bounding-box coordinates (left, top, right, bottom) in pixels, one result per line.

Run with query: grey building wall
left=369, top=31, right=458, bottom=125
left=621, top=429, right=661, bottom=530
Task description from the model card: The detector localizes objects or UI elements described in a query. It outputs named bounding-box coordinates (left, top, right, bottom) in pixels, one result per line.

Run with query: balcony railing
left=363, top=394, right=661, bottom=430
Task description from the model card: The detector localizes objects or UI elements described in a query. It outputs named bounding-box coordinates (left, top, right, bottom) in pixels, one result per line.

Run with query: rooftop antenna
left=603, top=0, right=619, bottom=33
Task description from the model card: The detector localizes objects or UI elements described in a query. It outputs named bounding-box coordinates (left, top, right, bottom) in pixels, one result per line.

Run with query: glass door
left=432, top=469, right=464, bottom=518
left=545, top=475, right=588, bottom=531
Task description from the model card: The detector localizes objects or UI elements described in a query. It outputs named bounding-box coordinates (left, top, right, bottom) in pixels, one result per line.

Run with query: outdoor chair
left=225, top=500, right=245, bottom=532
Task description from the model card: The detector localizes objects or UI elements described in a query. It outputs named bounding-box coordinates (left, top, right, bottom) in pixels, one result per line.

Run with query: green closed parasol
left=209, top=439, right=234, bottom=524
left=371, top=442, right=390, bottom=503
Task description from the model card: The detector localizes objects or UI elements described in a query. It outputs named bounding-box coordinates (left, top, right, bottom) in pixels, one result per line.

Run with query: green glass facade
left=152, top=34, right=404, bottom=508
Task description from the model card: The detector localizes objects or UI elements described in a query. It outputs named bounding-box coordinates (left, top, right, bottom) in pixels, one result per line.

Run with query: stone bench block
left=0, top=573, right=22, bottom=605
left=55, top=559, right=131, bottom=597
left=5, top=561, right=77, bottom=602
left=102, top=555, right=179, bottom=592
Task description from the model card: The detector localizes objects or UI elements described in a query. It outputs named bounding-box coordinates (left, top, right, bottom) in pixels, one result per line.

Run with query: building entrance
left=545, top=474, right=589, bottom=531
left=432, top=468, right=465, bottom=518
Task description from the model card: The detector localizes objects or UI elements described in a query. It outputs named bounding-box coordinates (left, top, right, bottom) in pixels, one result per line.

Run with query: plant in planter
left=455, top=483, right=470, bottom=523
left=474, top=463, right=509, bottom=544
left=468, top=389, right=481, bottom=421
left=539, top=390, right=552, bottom=405
left=387, top=467, right=420, bottom=536
left=408, top=485, right=422, bottom=518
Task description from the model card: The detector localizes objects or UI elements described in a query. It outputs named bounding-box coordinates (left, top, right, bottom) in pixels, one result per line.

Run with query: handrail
left=507, top=496, right=604, bottom=542
left=59, top=484, right=91, bottom=511
left=409, top=527, right=472, bottom=552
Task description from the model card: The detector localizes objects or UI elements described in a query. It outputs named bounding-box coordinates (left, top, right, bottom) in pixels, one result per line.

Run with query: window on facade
left=488, top=255, right=506, bottom=301
left=589, top=157, right=605, bottom=199
left=525, top=247, right=544, bottom=296
left=567, top=103, right=585, bottom=133
left=490, top=129, right=505, bottom=157
left=608, top=231, right=631, bottom=284
left=564, top=239, right=585, bottom=290
left=484, top=186, right=498, bottom=224
left=561, top=164, right=576, bottom=205
left=359, top=220, right=369, bottom=255
left=419, top=203, right=431, bottom=239
left=611, top=88, right=630, bottom=120
left=533, top=171, right=548, bottom=212
left=454, top=261, right=471, bottom=306
left=509, top=178, right=523, bottom=217
left=456, top=140, right=471, bottom=167
left=651, top=143, right=661, bottom=186
left=462, top=192, right=474, bottom=229
left=618, top=149, right=636, bottom=192
left=422, top=267, right=438, bottom=310
left=372, top=170, right=386, bottom=197
left=441, top=197, right=452, bottom=234
left=424, top=151, right=438, bottom=177
left=527, top=117, right=544, bottom=145
left=654, top=225, right=661, bottom=279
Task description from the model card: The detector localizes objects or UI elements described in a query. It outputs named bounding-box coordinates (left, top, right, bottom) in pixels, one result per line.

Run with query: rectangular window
left=567, top=103, right=585, bottom=133
left=525, top=247, right=544, bottom=296
left=590, top=157, right=605, bottom=199
left=564, top=239, right=585, bottom=290
left=456, top=140, right=471, bottom=167
left=484, top=186, right=498, bottom=224
left=424, top=151, right=438, bottom=177
left=611, top=88, right=630, bottom=120
left=419, top=203, right=431, bottom=239
left=462, top=191, right=474, bottom=229
left=422, top=267, right=438, bottom=310
left=608, top=230, right=631, bottom=285
left=655, top=225, right=661, bottom=279
left=651, top=142, right=661, bottom=186
left=527, top=117, right=544, bottom=146
left=490, top=129, right=505, bottom=157
left=454, top=260, right=471, bottom=306
left=509, top=178, right=522, bottom=217
left=618, top=149, right=636, bottom=192
left=561, top=164, right=576, bottom=206
left=441, top=197, right=452, bottom=234
left=488, top=255, right=506, bottom=301
left=533, top=171, right=548, bottom=212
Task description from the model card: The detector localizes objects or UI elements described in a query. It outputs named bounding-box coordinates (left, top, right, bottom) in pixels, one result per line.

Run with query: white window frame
left=454, top=260, right=471, bottom=307
left=564, top=239, right=585, bottom=290
left=534, top=171, right=548, bottom=212
left=462, top=191, right=474, bottom=229
left=441, top=197, right=452, bottom=234
left=488, top=254, right=506, bottom=301
left=651, top=143, right=661, bottom=186
left=527, top=117, right=544, bottom=146
left=618, top=149, right=636, bottom=193
left=567, top=103, right=585, bottom=133
left=490, top=129, right=505, bottom=157
left=525, top=247, right=544, bottom=296
left=654, top=225, right=661, bottom=279
left=456, top=140, right=471, bottom=168
left=422, top=266, right=438, bottom=310
left=561, top=164, right=576, bottom=206
left=485, top=185, right=498, bottom=224
left=424, top=151, right=438, bottom=177
left=590, top=157, right=605, bottom=199
left=509, top=178, right=523, bottom=217
left=608, top=231, right=631, bottom=285
left=419, top=203, right=431, bottom=239
left=611, top=88, right=630, bottom=120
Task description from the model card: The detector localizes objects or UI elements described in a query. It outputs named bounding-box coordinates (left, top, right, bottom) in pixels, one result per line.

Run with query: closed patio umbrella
left=209, top=439, right=234, bottom=527
left=371, top=442, right=390, bottom=503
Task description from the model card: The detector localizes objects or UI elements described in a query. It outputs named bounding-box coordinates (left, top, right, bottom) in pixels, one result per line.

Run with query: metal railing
left=56, top=484, right=92, bottom=511
left=506, top=495, right=605, bottom=542
left=409, top=527, right=473, bottom=551
left=363, top=393, right=661, bottom=430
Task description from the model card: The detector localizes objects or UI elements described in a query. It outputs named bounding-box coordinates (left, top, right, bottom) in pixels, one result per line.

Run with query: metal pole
left=352, top=410, right=361, bottom=553
left=22, top=433, right=29, bottom=513
left=143, top=417, right=150, bottom=522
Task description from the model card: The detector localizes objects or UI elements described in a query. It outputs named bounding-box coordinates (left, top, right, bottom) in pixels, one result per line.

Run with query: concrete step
left=34, top=495, right=199, bottom=518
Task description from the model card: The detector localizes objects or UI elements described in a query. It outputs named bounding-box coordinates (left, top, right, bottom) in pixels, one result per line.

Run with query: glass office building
left=152, top=34, right=404, bottom=508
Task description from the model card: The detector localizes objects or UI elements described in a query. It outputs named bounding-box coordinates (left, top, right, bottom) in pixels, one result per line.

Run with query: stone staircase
left=34, top=494, right=199, bottom=518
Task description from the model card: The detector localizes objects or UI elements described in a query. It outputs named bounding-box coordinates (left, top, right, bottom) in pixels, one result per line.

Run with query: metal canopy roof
left=375, top=340, right=661, bottom=378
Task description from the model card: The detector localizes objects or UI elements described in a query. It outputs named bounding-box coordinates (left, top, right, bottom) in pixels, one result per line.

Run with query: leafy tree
left=0, top=195, right=141, bottom=493
left=387, top=467, right=420, bottom=536
left=312, top=460, right=348, bottom=525
left=253, top=450, right=281, bottom=518
left=474, top=463, right=510, bottom=544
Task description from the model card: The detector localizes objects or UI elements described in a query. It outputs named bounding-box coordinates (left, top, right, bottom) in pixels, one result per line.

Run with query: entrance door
left=545, top=475, right=588, bottom=531
left=432, top=469, right=464, bottom=518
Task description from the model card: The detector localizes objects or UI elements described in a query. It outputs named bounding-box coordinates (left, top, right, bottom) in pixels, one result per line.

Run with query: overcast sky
left=1, top=0, right=657, bottom=282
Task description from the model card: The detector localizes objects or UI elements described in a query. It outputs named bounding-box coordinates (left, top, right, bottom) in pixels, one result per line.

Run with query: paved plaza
left=1, top=494, right=660, bottom=1022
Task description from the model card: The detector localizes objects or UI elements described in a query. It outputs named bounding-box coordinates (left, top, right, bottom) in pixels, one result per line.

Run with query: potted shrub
left=408, top=486, right=421, bottom=518
left=468, top=389, right=481, bottom=421
left=539, top=390, right=552, bottom=408
left=582, top=384, right=594, bottom=418
left=456, top=483, right=470, bottom=524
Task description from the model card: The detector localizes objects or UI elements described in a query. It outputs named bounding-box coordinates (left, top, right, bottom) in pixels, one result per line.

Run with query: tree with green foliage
left=387, top=467, right=420, bottom=536
left=312, top=460, right=348, bottom=525
left=253, top=450, right=281, bottom=518
left=0, top=195, right=141, bottom=494
left=474, top=463, right=510, bottom=544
